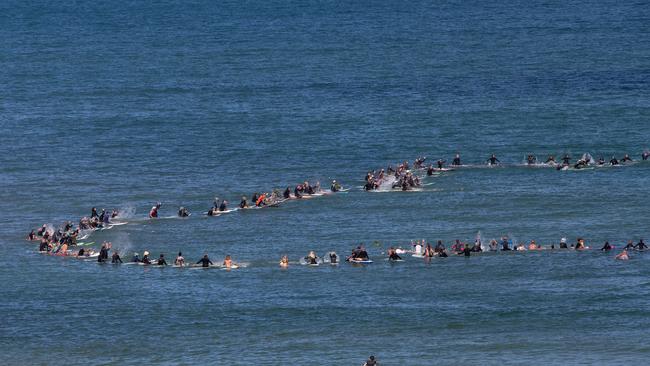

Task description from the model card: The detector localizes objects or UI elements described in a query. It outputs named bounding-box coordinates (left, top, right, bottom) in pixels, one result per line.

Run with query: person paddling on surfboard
left=643, top=151, right=649, bottom=161
left=178, top=207, right=190, bottom=217
left=142, top=251, right=152, bottom=265
left=331, top=180, right=342, bottom=192
left=239, top=196, right=249, bottom=209
left=218, top=200, right=228, bottom=212
left=635, top=239, right=647, bottom=250
left=452, top=154, right=461, bottom=166
left=487, top=154, right=500, bottom=166
left=388, top=247, right=402, bottom=261
left=197, top=254, right=213, bottom=267
left=600, top=241, right=613, bottom=251
left=157, top=253, right=167, bottom=266
left=112, top=250, right=123, bottom=263
left=149, top=203, right=161, bottom=218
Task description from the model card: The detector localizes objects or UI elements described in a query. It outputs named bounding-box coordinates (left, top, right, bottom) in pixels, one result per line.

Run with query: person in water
left=452, top=154, right=461, bottom=166
left=329, top=252, right=338, bottom=264
left=27, top=230, right=36, bottom=241
left=363, top=355, right=378, bottom=366
left=559, top=238, right=568, bottom=249
left=157, top=254, right=167, bottom=266
left=487, top=154, right=500, bottom=165
left=434, top=240, right=445, bottom=253
left=600, top=241, right=613, bottom=251
left=426, top=165, right=434, bottom=176
left=436, top=159, right=445, bottom=169
left=545, top=155, right=556, bottom=164
left=178, top=207, right=190, bottom=217
left=562, top=154, right=571, bottom=165
left=239, top=196, right=249, bottom=209
left=575, top=238, right=586, bottom=250
left=132, top=253, right=140, bottom=263
left=643, top=151, right=649, bottom=161
left=175, top=252, right=185, bottom=266
left=610, top=156, right=619, bottom=165
left=222, top=255, right=233, bottom=268
left=283, top=187, right=291, bottom=199
left=615, top=249, right=629, bottom=260
left=218, top=200, right=228, bottom=212
left=112, top=250, right=123, bottom=263
left=197, top=254, right=213, bottom=267
left=489, top=239, right=498, bottom=251
left=388, top=247, right=402, bottom=261
left=597, top=156, right=605, bottom=165
left=527, top=154, right=537, bottom=165
left=500, top=237, right=511, bottom=251
left=459, top=245, right=471, bottom=257
left=330, top=180, right=342, bottom=192
left=624, top=240, right=635, bottom=250
left=438, top=249, right=448, bottom=257
left=142, top=251, right=151, bottom=265
left=635, top=239, right=647, bottom=250
left=305, top=251, right=318, bottom=265
left=621, top=154, right=633, bottom=163
left=91, top=207, right=98, bottom=219
left=279, top=255, right=289, bottom=268
left=149, top=203, right=161, bottom=218
left=98, top=242, right=110, bottom=263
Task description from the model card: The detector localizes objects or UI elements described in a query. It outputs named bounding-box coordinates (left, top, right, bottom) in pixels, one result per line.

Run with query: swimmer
left=175, top=252, right=185, bottom=266
left=331, top=180, right=342, bottom=192
left=452, top=154, right=461, bottom=166
left=526, top=154, right=537, bottom=165
left=635, top=239, right=647, bottom=250
left=142, top=250, right=151, bottom=265
left=487, top=154, right=500, bottom=165
left=111, top=250, right=123, bottom=263
left=388, top=247, right=403, bottom=261
left=149, top=203, right=161, bottom=218
left=196, top=254, right=213, bottom=267
left=615, top=249, right=629, bottom=260
left=280, top=255, right=289, bottom=268
left=222, top=255, right=233, bottom=268
left=157, top=253, right=167, bottom=266
left=219, top=200, right=228, bottom=212
left=178, top=207, right=190, bottom=217
left=329, top=252, right=338, bottom=264
left=562, top=154, right=571, bottom=165
left=600, top=241, right=613, bottom=251
left=305, top=250, right=318, bottom=265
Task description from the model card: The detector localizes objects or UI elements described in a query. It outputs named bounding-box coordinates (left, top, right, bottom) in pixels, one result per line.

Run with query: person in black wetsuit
left=527, top=155, right=537, bottom=165
left=178, top=207, right=190, bottom=217
left=600, top=241, right=613, bottom=251
left=624, top=240, right=635, bottom=250
left=239, top=196, right=248, bottom=209
left=294, top=185, right=303, bottom=198
left=438, top=250, right=448, bottom=257
left=635, top=239, right=647, bottom=250
left=77, top=248, right=85, bottom=257
left=621, top=154, right=633, bottom=163
left=610, top=156, right=619, bottom=165
left=545, top=155, right=556, bottom=164
left=452, top=154, right=461, bottom=166
left=437, top=159, right=445, bottom=169
left=459, top=246, right=471, bottom=257
left=434, top=240, right=445, bottom=253
left=562, top=154, right=571, bottom=165
left=197, top=254, right=213, bottom=267
left=597, top=156, right=605, bottom=165
left=98, top=243, right=109, bottom=263
left=91, top=207, right=98, bottom=219
left=282, top=187, right=290, bottom=199
left=39, top=239, right=49, bottom=252
left=388, top=247, right=402, bottom=261
left=142, top=251, right=152, bottom=265
left=132, top=253, right=140, bottom=263
left=643, top=151, right=649, bottom=161
left=363, top=356, right=378, bottom=366
left=218, top=200, right=227, bottom=212
left=157, top=254, right=167, bottom=266
left=487, top=154, right=500, bottom=165
left=112, top=251, right=123, bottom=263
left=426, top=165, right=434, bottom=176
left=559, top=238, right=568, bottom=249
left=329, top=252, right=338, bottom=264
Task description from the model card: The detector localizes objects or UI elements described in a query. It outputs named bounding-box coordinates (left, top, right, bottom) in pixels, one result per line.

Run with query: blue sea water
left=1, top=0, right=650, bottom=364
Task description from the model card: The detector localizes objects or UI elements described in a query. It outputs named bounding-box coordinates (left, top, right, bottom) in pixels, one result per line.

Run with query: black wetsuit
left=283, top=188, right=291, bottom=198
left=560, top=242, right=568, bottom=249
left=39, top=240, right=49, bottom=252
left=294, top=187, right=302, bottom=198
left=527, top=156, right=536, bottom=165
left=437, top=160, right=445, bottom=169
left=389, top=252, right=402, bottom=261
left=610, top=158, right=619, bottom=165
left=178, top=209, right=189, bottom=217
left=356, top=250, right=369, bottom=260
left=112, top=253, right=123, bottom=263
left=462, top=247, right=471, bottom=256
left=600, top=242, right=612, bottom=251
left=197, top=257, right=213, bottom=267
left=452, top=157, right=461, bottom=166
left=98, top=247, right=109, bottom=262
left=562, top=156, right=571, bottom=165
left=132, top=256, right=140, bottom=263
left=239, top=199, right=248, bottom=209
left=501, top=241, right=511, bottom=251
left=78, top=248, right=85, bottom=256
left=219, top=202, right=227, bottom=211
left=487, top=156, right=499, bottom=165
left=329, top=254, right=338, bottom=264
left=636, top=241, right=647, bottom=250
left=438, top=251, right=448, bottom=258
left=142, top=255, right=151, bottom=264
left=427, top=166, right=434, bottom=176
left=157, top=257, right=167, bottom=265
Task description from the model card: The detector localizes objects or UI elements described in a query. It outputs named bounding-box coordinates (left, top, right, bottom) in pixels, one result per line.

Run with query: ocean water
left=1, top=0, right=650, bottom=364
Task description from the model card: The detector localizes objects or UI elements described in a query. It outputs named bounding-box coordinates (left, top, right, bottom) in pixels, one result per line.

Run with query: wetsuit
left=635, top=241, right=647, bottom=250
left=283, top=188, right=291, bottom=198
left=78, top=248, right=85, bottom=256
left=527, top=156, right=536, bottom=165
left=178, top=209, right=189, bottom=217
left=643, top=152, right=649, bottom=161
left=219, top=202, right=227, bottom=211
left=197, top=257, right=213, bottom=267
left=157, top=257, right=167, bottom=265
left=91, top=209, right=98, bottom=219
left=501, top=241, right=511, bottom=251
left=600, top=242, right=612, bottom=251
left=39, top=240, right=49, bottom=252
left=487, top=156, right=499, bottom=165
left=356, top=250, right=369, bottom=260
left=437, top=160, right=445, bottom=169
left=562, top=156, right=571, bottom=165
left=462, top=247, right=471, bottom=256
left=625, top=242, right=635, bottom=250
left=560, top=242, right=568, bottom=249
left=427, top=166, right=434, bottom=176
left=142, top=255, right=151, bottom=264
left=112, top=253, right=123, bottom=263
left=389, top=252, right=402, bottom=261
left=307, top=256, right=317, bottom=265
left=438, top=251, right=448, bottom=258
left=331, top=183, right=341, bottom=192
left=132, top=256, right=140, bottom=263
left=329, top=254, right=338, bottom=264
left=239, top=199, right=248, bottom=209
left=610, top=158, right=619, bottom=165
left=98, top=247, right=109, bottom=262
left=452, top=157, right=461, bottom=166
left=545, top=157, right=556, bottom=164
left=294, top=187, right=302, bottom=198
